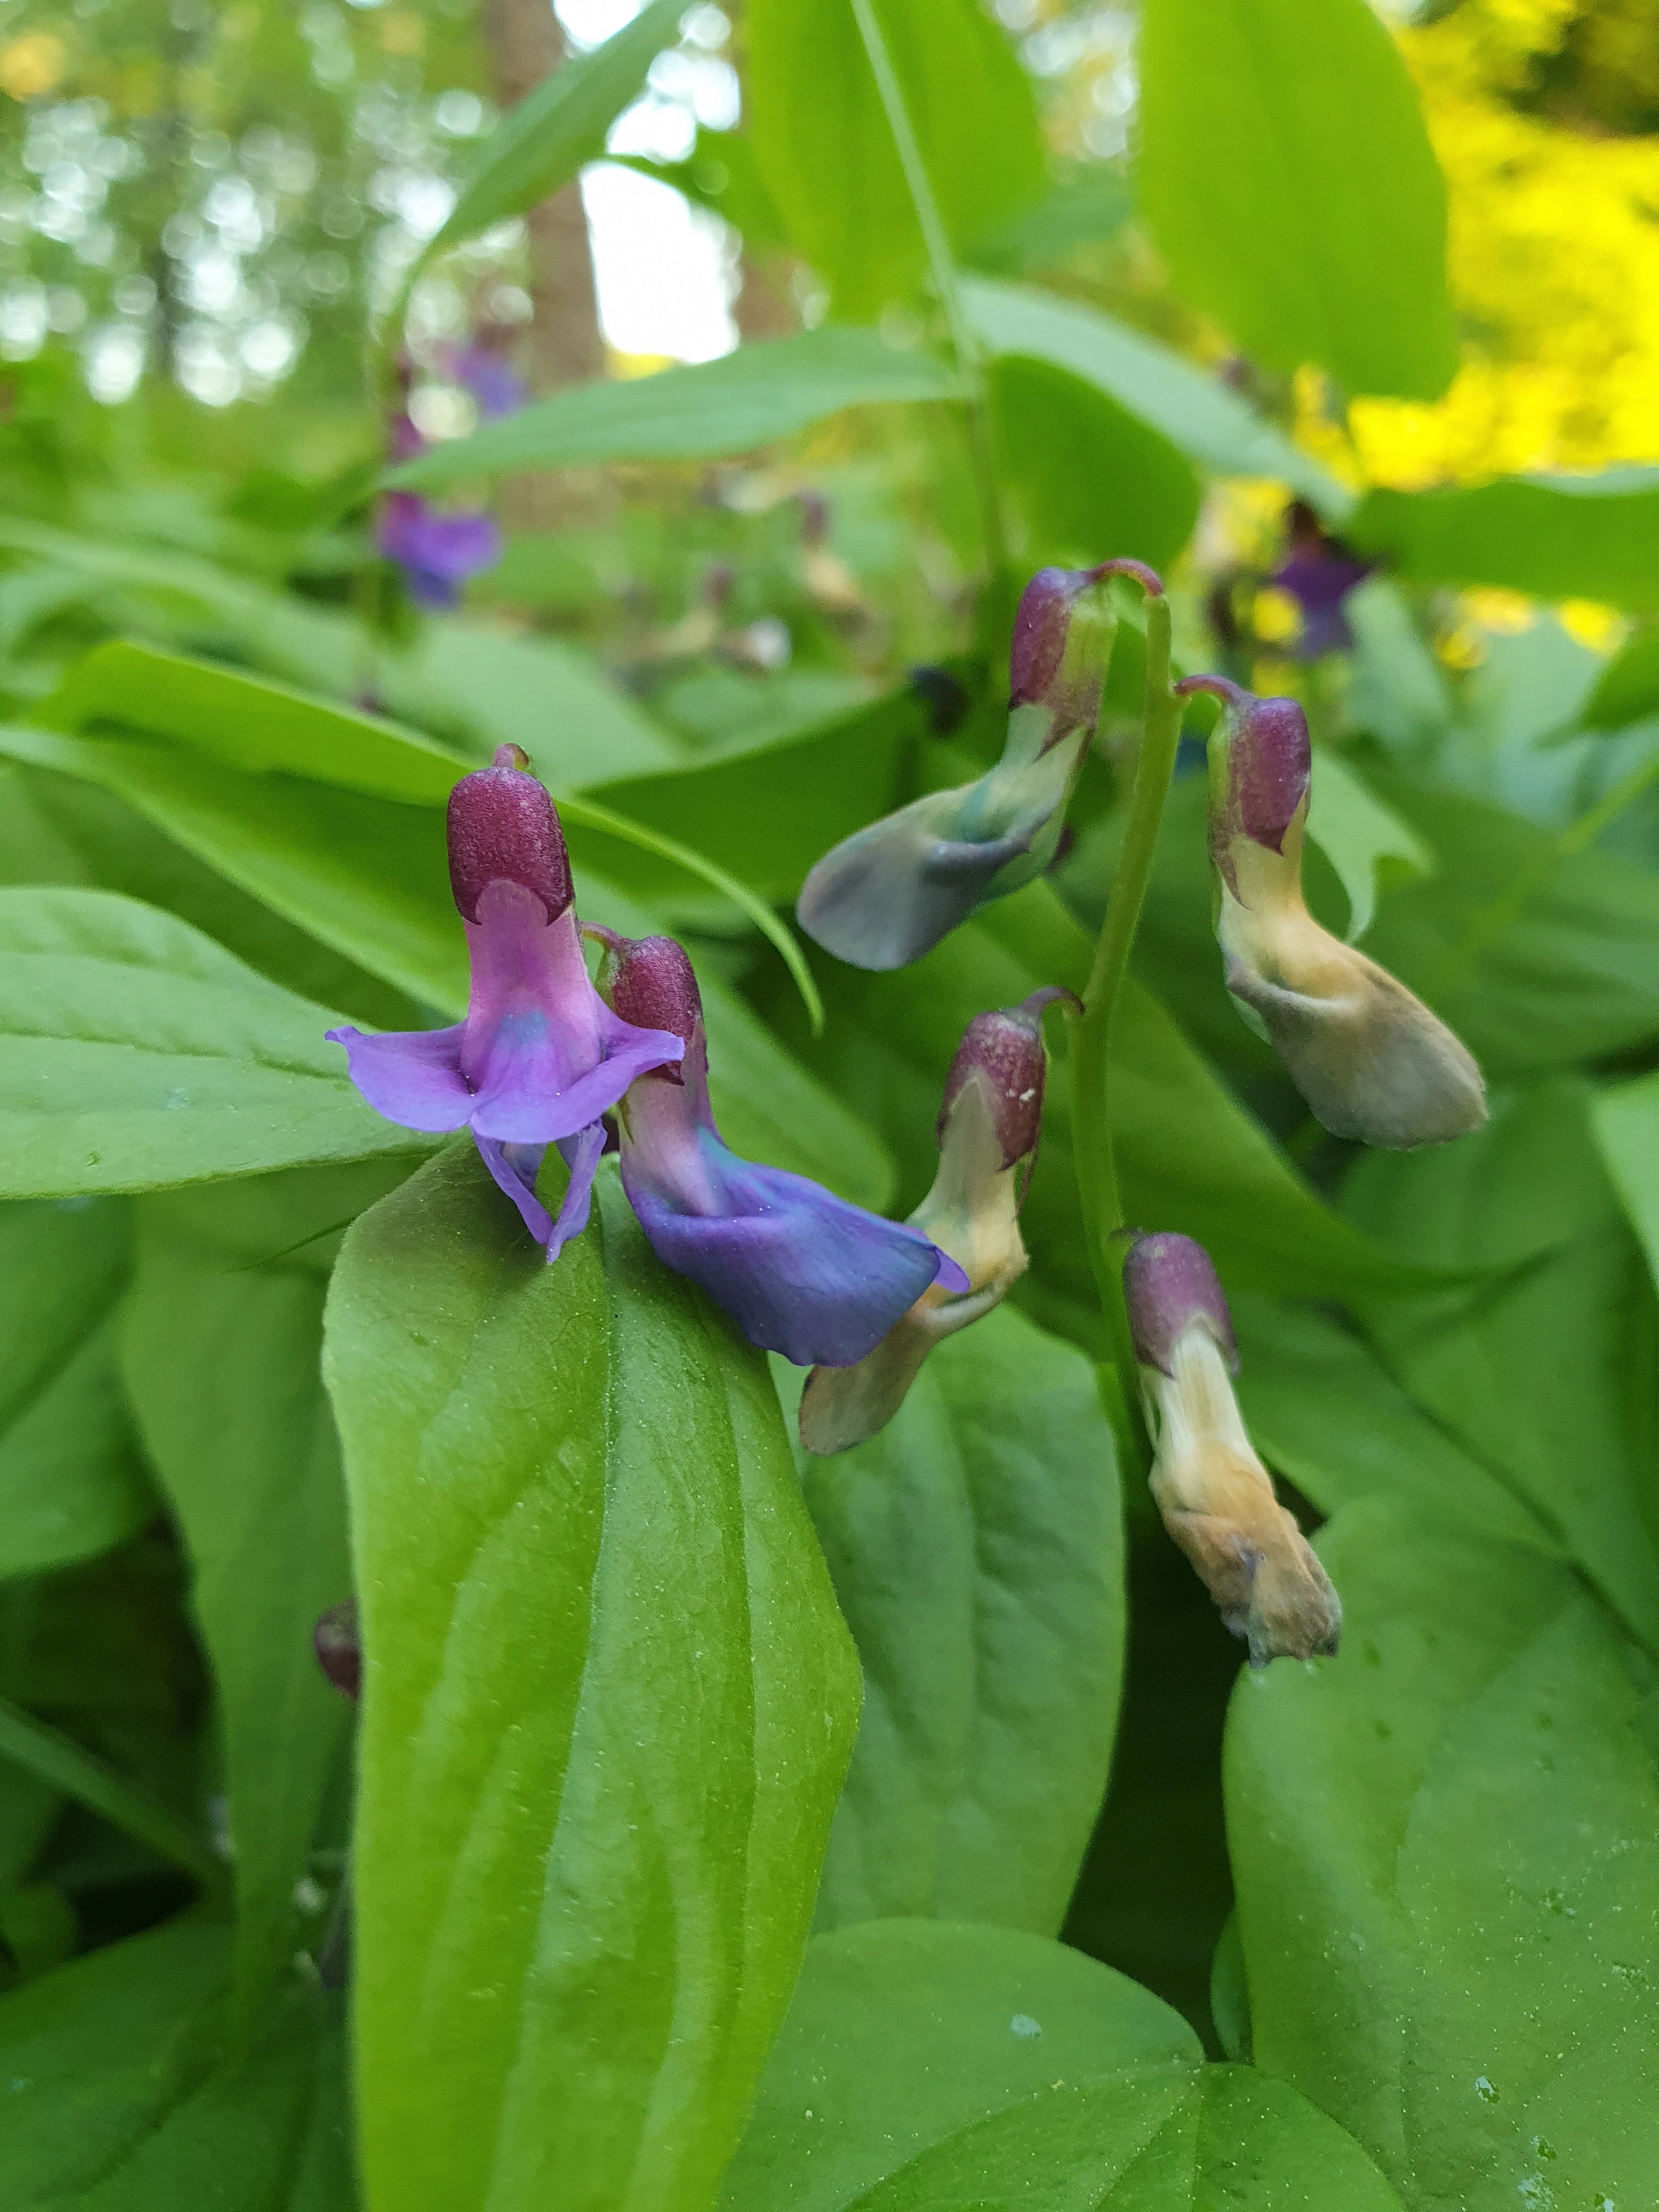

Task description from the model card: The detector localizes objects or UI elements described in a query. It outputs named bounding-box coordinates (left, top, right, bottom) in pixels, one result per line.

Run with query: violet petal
left=326, top=1023, right=473, bottom=1133
left=474, top=1133, right=553, bottom=1245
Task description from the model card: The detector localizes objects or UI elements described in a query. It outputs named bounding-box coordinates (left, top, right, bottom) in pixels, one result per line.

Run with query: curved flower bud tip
left=601, top=931, right=965, bottom=1368
left=1179, top=678, right=1487, bottom=1150
left=314, top=1598, right=361, bottom=1701
left=800, top=986, right=1074, bottom=1457
left=329, top=755, right=684, bottom=1262
left=798, top=563, right=1160, bottom=973
left=1122, top=1233, right=1340, bottom=1667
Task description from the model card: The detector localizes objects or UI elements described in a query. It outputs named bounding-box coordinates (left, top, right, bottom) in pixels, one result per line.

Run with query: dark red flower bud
left=937, top=986, right=1077, bottom=1169
left=446, top=747, right=573, bottom=923
left=1176, top=677, right=1311, bottom=857
left=1010, top=560, right=1163, bottom=737
left=314, top=1598, right=361, bottom=1702
left=591, top=929, right=702, bottom=1082
left=1121, top=1231, right=1239, bottom=1377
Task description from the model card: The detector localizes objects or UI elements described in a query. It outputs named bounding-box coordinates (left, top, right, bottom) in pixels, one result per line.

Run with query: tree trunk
left=481, top=0, right=610, bottom=531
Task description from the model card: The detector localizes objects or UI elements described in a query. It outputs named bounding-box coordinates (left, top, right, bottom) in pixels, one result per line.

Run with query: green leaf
left=746, top=0, right=1045, bottom=318
left=0, top=1919, right=354, bottom=2209
left=0, top=514, right=681, bottom=785
left=46, top=639, right=466, bottom=803
left=1137, top=0, right=1458, bottom=401
left=122, top=1190, right=357, bottom=2037
left=0, top=887, right=424, bottom=1199
left=1341, top=575, right=1455, bottom=748
left=787, top=882, right=1453, bottom=1351
left=1350, top=467, right=1659, bottom=610
left=1358, top=770, right=1659, bottom=1077
left=1347, top=1082, right=1659, bottom=1656
left=1304, top=747, right=1435, bottom=941
left=1227, top=1496, right=1659, bottom=2209
left=1594, top=1068, right=1659, bottom=1290
left=0, top=1697, right=218, bottom=1887
left=1583, top=620, right=1659, bottom=730
left=324, top=1146, right=860, bottom=2212
left=989, top=352, right=1200, bottom=576
left=0, top=731, right=885, bottom=1209
left=718, top=1919, right=1406, bottom=2210
left=1233, top=1295, right=1551, bottom=1551
left=422, top=0, right=683, bottom=266
left=0, top=757, right=421, bottom=1033
left=0, top=1199, right=151, bottom=1580
left=964, top=168, right=1132, bottom=276
left=387, top=329, right=961, bottom=492
left=799, top=1304, right=1122, bottom=1937
left=964, top=276, right=1351, bottom=515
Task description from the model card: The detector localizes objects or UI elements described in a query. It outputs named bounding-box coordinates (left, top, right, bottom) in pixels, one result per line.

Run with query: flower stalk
left=1070, top=585, right=1183, bottom=1473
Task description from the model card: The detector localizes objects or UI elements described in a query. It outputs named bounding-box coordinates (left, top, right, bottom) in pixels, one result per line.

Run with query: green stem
left=847, top=0, right=1010, bottom=596
left=0, top=1695, right=224, bottom=1892
left=1071, top=593, right=1183, bottom=1472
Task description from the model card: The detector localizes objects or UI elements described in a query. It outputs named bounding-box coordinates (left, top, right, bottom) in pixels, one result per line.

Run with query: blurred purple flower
left=1269, top=500, right=1373, bottom=659
left=379, top=490, right=503, bottom=610
left=439, top=338, right=527, bottom=421
left=597, top=931, right=967, bottom=1366
left=328, top=749, right=684, bottom=1261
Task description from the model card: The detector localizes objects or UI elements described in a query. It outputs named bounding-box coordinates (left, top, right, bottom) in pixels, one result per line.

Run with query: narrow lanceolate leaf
left=324, top=1146, right=860, bottom=2212
left=1138, top=0, right=1458, bottom=401
left=0, top=1198, right=151, bottom=1581
left=718, top=1921, right=1406, bottom=2212
left=423, top=0, right=683, bottom=262
left=387, top=328, right=960, bottom=491
left=122, top=1190, right=354, bottom=2039
left=802, top=1305, right=1123, bottom=1938
left=0, top=888, right=426, bottom=1197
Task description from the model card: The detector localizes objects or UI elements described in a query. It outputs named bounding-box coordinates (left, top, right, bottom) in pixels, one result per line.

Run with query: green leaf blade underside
left=1351, top=469, right=1659, bottom=611
left=388, top=329, right=961, bottom=492
left=324, top=1145, right=860, bottom=2212
left=1227, top=1496, right=1659, bottom=2210
left=0, top=887, right=426, bottom=1199
left=800, top=1302, right=1123, bottom=1938
left=0, top=1197, right=151, bottom=1581
left=717, top=1920, right=1405, bottom=2210
left=122, top=1193, right=356, bottom=2038
left=1137, top=0, right=1458, bottom=401
left=745, top=0, right=1045, bottom=319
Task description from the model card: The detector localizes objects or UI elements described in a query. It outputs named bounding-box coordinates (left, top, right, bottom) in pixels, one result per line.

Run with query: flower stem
left=1071, top=591, right=1183, bottom=1472
left=847, top=0, right=1011, bottom=602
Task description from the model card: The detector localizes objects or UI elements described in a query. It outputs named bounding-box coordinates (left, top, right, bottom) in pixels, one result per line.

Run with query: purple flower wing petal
left=545, top=1124, right=607, bottom=1262
left=469, top=1024, right=684, bottom=1144
left=474, top=1135, right=554, bottom=1245
left=623, top=1150, right=950, bottom=1367
left=934, top=1252, right=972, bottom=1294
left=328, top=1024, right=473, bottom=1133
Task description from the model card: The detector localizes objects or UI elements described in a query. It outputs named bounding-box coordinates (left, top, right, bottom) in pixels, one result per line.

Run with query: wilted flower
left=799, top=987, right=1074, bottom=1455
left=595, top=929, right=968, bottom=1365
left=1181, top=675, right=1485, bottom=1148
left=1124, top=1232, right=1340, bottom=1666
left=328, top=748, right=685, bottom=1260
left=1268, top=500, right=1373, bottom=661
left=797, top=561, right=1160, bottom=970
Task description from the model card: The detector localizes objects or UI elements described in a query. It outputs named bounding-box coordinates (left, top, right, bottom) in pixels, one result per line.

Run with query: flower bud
left=591, top=928, right=699, bottom=1079
left=799, top=988, right=1075, bottom=1455
left=445, top=746, right=574, bottom=924
left=1122, top=1232, right=1340, bottom=1666
left=314, top=1598, right=361, bottom=1701
left=1181, top=677, right=1486, bottom=1150
left=798, top=562, right=1161, bottom=972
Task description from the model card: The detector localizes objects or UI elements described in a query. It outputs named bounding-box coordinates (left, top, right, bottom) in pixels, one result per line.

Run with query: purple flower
left=439, top=339, right=527, bottom=422
left=328, top=749, right=685, bottom=1260
left=595, top=930, right=968, bottom=1365
left=1268, top=501, right=1373, bottom=659
left=797, top=561, right=1160, bottom=971
left=799, top=987, right=1075, bottom=1455
left=378, top=490, right=503, bottom=610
